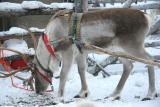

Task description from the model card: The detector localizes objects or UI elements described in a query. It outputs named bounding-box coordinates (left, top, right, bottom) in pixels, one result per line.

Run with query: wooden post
left=82, top=0, right=88, bottom=12
left=74, top=0, right=82, bottom=12
left=74, top=0, right=88, bottom=12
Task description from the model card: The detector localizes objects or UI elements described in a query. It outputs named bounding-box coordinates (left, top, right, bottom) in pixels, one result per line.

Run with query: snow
left=50, top=3, right=74, bottom=10
left=90, top=1, right=159, bottom=9
left=0, top=1, right=159, bottom=12
left=100, top=3, right=122, bottom=8
left=0, top=2, right=25, bottom=12
left=0, top=27, right=44, bottom=36
left=131, top=1, right=159, bottom=7
left=21, top=1, right=49, bottom=9
left=2, top=39, right=35, bottom=57
left=0, top=27, right=27, bottom=37
left=0, top=1, right=74, bottom=11
left=0, top=37, right=160, bottom=107
left=29, top=27, right=45, bottom=32
left=1, top=63, right=160, bottom=106
left=0, top=1, right=160, bottom=106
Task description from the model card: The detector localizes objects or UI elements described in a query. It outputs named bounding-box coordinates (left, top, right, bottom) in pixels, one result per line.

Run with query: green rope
left=49, top=13, right=81, bottom=50
left=50, top=40, right=58, bottom=47
left=69, top=13, right=79, bottom=43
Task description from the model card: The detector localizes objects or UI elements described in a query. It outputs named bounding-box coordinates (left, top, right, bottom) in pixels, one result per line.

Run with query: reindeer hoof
left=36, top=90, right=43, bottom=95
left=142, top=93, right=158, bottom=101
left=74, top=95, right=80, bottom=98
left=74, top=93, right=88, bottom=98
left=105, top=96, right=120, bottom=101
left=141, top=97, right=151, bottom=101
left=114, top=96, right=120, bottom=100
left=155, top=93, right=158, bottom=97
left=85, top=93, right=88, bottom=97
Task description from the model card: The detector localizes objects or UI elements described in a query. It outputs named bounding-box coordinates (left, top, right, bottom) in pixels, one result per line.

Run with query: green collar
left=68, top=12, right=83, bottom=43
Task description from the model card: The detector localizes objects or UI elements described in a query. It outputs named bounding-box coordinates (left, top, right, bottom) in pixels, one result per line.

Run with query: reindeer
left=34, top=8, right=157, bottom=101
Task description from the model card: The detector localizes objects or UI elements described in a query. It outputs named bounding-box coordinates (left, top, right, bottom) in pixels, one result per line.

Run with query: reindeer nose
left=36, top=90, right=43, bottom=95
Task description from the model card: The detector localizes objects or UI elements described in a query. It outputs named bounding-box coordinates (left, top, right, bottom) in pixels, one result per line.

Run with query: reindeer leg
left=142, top=65, right=156, bottom=101
left=107, top=58, right=133, bottom=100
left=131, top=50, right=156, bottom=100
left=74, top=54, right=89, bottom=98
left=58, top=48, right=73, bottom=102
left=122, top=44, right=156, bottom=100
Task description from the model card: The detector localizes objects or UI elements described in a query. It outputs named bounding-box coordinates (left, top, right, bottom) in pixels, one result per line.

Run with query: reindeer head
left=32, top=57, right=53, bottom=94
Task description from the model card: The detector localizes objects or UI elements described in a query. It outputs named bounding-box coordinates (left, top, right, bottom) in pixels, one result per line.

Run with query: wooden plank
left=0, top=9, right=60, bottom=17
left=0, top=32, right=42, bottom=41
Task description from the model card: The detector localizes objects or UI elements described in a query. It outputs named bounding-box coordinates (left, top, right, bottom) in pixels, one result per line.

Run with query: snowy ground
left=0, top=36, right=160, bottom=107
left=0, top=0, right=160, bottom=106
left=0, top=61, right=160, bottom=107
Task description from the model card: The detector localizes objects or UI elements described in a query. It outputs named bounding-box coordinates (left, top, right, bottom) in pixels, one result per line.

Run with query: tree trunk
left=123, top=0, right=134, bottom=8
left=87, top=56, right=118, bottom=76
left=82, top=0, right=88, bottom=12
left=148, top=18, right=160, bottom=35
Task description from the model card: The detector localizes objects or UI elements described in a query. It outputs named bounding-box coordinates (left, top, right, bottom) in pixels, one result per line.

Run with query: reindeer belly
left=80, top=19, right=115, bottom=48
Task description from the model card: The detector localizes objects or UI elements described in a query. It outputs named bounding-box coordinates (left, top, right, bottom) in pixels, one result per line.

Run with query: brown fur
left=82, top=8, right=147, bottom=34
left=81, top=8, right=148, bottom=47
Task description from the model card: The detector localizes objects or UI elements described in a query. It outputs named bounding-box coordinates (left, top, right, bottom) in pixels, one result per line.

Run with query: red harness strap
left=35, top=67, right=54, bottom=91
left=42, top=33, right=59, bottom=60
left=35, top=68, right=52, bottom=84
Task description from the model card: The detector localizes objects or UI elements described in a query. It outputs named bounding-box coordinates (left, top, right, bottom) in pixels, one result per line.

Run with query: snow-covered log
left=154, top=55, right=160, bottom=60
left=145, top=41, right=160, bottom=47
left=87, top=56, right=118, bottom=76
left=0, top=32, right=42, bottom=42
left=89, top=2, right=160, bottom=10
left=148, top=18, right=160, bottom=35
left=89, top=0, right=159, bottom=4
left=0, top=1, right=159, bottom=16
left=0, top=9, right=59, bottom=17
left=0, top=27, right=43, bottom=42
left=0, top=2, right=74, bottom=17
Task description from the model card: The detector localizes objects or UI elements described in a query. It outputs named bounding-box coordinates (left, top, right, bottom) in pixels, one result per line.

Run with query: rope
left=68, top=12, right=83, bottom=53
left=69, top=13, right=79, bottom=43
left=34, top=67, right=54, bottom=92
left=84, top=43, right=160, bottom=68
left=69, top=13, right=83, bottom=42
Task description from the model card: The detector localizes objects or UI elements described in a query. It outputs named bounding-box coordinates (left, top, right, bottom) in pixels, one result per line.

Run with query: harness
left=35, top=11, right=83, bottom=90
left=43, top=32, right=60, bottom=61
left=69, top=12, right=83, bottom=53
left=34, top=33, right=56, bottom=91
